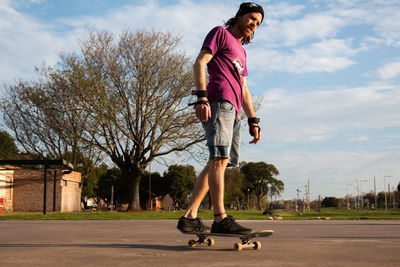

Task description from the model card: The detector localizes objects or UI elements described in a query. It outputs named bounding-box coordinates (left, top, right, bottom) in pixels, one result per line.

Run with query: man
left=177, top=2, right=264, bottom=234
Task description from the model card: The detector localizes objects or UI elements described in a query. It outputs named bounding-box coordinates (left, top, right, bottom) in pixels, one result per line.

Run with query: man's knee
left=210, top=157, right=229, bottom=169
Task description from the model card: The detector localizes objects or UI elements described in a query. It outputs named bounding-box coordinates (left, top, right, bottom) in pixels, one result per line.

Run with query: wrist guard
left=188, top=100, right=209, bottom=107
left=191, top=90, right=208, bottom=98
left=248, top=117, right=261, bottom=136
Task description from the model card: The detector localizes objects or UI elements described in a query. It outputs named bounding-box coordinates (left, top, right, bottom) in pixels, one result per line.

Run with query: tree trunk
left=127, top=178, right=141, bottom=211
left=122, top=164, right=145, bottom=211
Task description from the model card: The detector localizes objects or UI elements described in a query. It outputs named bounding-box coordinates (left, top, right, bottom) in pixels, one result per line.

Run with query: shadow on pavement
left=0, top=243, right=191, bottom=251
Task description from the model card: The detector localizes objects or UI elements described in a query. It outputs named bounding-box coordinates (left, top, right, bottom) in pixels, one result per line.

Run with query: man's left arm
left=242, top=77, right=261, bottom=144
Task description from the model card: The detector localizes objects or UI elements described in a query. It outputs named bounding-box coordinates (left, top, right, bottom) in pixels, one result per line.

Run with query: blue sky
left=1, top=0, right=400, bottom=200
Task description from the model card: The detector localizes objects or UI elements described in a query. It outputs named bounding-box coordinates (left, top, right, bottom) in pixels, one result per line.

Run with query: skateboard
left=182, top=229, right=274, bottom=251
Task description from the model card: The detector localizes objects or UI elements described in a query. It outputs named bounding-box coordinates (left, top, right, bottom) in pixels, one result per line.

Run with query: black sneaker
left=177, top=216, right=210, bottom=233
left=211, top=216, right=252, bottom=235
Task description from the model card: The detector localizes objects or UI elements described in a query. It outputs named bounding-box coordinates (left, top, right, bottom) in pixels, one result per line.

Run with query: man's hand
left=248, top=117, right=261, bottom=144
left=195, top=97, right=211, bottom=122
left=249, top=123, right=261, bottom=144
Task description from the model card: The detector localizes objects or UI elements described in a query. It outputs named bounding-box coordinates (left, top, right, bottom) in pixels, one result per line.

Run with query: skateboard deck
left=182, top=229, right=274, bottom=251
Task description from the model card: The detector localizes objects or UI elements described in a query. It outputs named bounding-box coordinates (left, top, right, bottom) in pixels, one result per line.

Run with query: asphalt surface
left=0, top=219, right=399, bottom=266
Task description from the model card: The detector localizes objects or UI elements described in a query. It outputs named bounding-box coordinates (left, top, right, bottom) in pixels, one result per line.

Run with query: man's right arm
left=193, top=48, right=213, bottom=122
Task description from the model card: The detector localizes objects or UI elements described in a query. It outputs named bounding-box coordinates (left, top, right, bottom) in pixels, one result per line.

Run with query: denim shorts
left=202, top=101, right=240, bottom=167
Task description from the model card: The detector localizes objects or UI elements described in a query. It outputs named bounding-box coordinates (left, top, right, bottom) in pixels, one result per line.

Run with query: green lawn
left=1, top=208, right=400, bottom=220
left=269, top=208, right=400, bottom=220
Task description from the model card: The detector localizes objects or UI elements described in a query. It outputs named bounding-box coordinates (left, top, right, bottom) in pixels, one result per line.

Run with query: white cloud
left=265, top=2, right=305, bottom=19
left=352, top=3, right=400, bottom=47
left=59, top=1, right=233, bottom=56
left=0, top=0, right=14, bottom=13
left=309, top=135, right=333, bottom=141
left=258, top=83, right=400, bottom=142
left=259, top=13, right=345, bottom=47
left=377, top=61, right=400, bottom=79
left=0, top=1, right=69, bottom=83
left=287, top=150, right=399, bottom=198
left=241, top=148, right=400, bottom=199
left=2, top=0, right=399, bottom=84
left=350, top=136, right=369, bottom=142
left=28, top=0, right=46, bottom=3
left=0, top=1, right=233, bottom=83
left=248, top=38, right=357, bottom=73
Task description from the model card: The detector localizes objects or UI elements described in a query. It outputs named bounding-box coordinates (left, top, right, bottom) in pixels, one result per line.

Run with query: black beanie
left=236, top=2, right=264, bottom=22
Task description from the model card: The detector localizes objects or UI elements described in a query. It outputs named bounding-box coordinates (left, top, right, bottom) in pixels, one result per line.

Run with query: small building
left=143, top=194, right=174, bottom=211
left=0, top=169, right=13, bottom=211
left=0, top=160, right=81, bottom=212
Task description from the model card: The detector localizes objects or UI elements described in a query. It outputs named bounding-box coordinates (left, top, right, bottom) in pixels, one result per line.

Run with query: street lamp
left=359, top=180, right=368, bottom=209
left=354, top=179, right=359, bottom=209
left=149, top=163, right=152, bottom=211
left=346, top=184, right=352, bottom=209
left=384, top=175, right=392, bottom=211
left=247, top=188, right=250, bottom=210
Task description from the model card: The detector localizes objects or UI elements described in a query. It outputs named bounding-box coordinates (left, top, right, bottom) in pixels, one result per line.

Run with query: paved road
left=0, top=220, right=399, bottom=266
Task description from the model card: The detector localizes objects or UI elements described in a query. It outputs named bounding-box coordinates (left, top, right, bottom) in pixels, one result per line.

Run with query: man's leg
left=177, top=164, right=211, bottom=233
left=208, top=157, right=229, bottom=223
left=183, top=164, right=210, bottom=219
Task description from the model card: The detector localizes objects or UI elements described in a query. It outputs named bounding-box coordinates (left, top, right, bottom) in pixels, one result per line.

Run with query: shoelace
left=224, top=216, right=235, bottom=223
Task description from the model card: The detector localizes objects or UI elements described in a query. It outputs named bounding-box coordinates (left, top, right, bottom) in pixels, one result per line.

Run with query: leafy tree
left=140, top=171, right=167, bottom=210
left=163, top=165, right=196, bottom=209
left=241, top=162, right=283, bottom=210
left=225, top=167, right=245, bottom=209
left=0, top=131, right=19, bottom=159
left=321, top=197, right=340, bottom=208
left=97, top=167, right=128, bottom=207
left=81, top=166, right=107, bottom=207
left=267, top=177, right=284, bottom=208
left=364, top=192, right=376, bottom=207
left=377, top=192, right=386, bottom=209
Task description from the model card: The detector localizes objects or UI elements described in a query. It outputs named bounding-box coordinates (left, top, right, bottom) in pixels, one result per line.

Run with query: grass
left=1, top=208, right=400, bottom=220
left=269, top=208, right=400, bottom=220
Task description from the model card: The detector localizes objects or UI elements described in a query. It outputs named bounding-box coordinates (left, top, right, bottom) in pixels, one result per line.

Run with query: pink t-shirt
left=202, top=26, right=248, bottom=114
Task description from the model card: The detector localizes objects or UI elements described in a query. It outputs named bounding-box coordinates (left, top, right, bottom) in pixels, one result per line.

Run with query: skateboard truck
left=234, top=237, right=262, bottom=251
left=188, top=234, right=215, bottom=248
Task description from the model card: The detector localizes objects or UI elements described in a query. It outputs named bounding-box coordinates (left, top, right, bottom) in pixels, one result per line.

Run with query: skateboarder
left=177, top=2, right=264, bottom=235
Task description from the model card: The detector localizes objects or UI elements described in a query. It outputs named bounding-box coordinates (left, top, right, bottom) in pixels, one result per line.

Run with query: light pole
left=359, top=180, right=368, bottom=209
left=247, top=188, right=250, bottom=210
left=346, top=184, right=352, bottom=209
left=384, top=175, right=392, bottom=211
left=296, top=189, right=301, bottom=212
left=354, top=179, right=359, bottom=209
left=374, top=176, right=377, bottom=210
left=149, top=163, right=152, bottom=211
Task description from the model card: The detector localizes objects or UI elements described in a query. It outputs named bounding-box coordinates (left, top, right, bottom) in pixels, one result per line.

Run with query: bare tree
left=1, top=76, right=102, bottom=174
left=57, top=29, right=203, bottom=210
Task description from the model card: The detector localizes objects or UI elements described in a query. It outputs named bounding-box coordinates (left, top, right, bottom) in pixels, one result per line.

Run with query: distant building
left=0, top=166, right=82, bottom=212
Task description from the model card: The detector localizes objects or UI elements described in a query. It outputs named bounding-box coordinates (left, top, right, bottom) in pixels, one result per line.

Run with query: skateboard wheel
left=234, top=242, right=243, bottom=251
left=188, top=239, right=197, bottom=248
left=207, top=238, right=215, bottom=247
left=253, top=241, right=261, bottom=250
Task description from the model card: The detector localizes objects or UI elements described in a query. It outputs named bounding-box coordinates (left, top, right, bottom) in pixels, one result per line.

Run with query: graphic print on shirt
left=232, top=58, right=245, bottom=78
